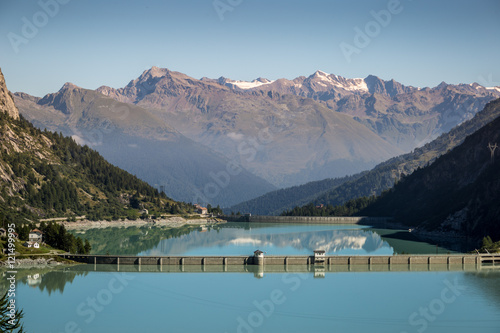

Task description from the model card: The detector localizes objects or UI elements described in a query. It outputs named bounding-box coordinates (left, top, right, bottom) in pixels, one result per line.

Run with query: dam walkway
left=61, top=253, right=500, bottom=267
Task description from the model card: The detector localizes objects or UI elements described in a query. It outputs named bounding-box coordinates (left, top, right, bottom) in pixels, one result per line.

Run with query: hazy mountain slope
left=15, top=85, right=276, bottom=207
left=287, top=98, right=500, bottom=212
left=0, top=68, right=185, bottom=223
left=97, top=67, right=403, bottom=187
left=359, top=104, right=500, bottom=241
left=227, top=173, right=366, bottom=215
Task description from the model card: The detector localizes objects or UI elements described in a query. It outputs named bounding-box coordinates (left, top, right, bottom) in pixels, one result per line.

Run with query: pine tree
left=0, top=292, right=25, bottom=332
left=84, top=239, right=91, bottom=254
left=75, top=237, right=84, bottom=254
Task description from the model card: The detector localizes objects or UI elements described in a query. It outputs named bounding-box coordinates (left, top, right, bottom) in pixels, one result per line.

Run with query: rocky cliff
left=0, top=68, right=19, bottom=120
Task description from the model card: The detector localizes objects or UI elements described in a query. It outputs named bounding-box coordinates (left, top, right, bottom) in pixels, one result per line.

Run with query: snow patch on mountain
left=486, top=87, right=500, bottom=93
left=230, top=78, right=275, bottom=90
left=310, top=70, right=368, bottom=92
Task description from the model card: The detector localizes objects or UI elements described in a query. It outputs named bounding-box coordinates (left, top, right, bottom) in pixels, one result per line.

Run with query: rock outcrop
left=0, top=68, right=20, bottom=119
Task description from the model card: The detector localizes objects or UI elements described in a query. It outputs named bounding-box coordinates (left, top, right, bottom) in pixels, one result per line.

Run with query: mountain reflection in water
left=74, top=223, right=452, bottom=256
left=139, top=224, right=392, bottom=256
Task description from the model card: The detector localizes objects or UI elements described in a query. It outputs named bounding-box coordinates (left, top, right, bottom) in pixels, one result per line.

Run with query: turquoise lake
left=8, top=265, right=500, bottom=333
left=4, top=222, right=499, bottom=332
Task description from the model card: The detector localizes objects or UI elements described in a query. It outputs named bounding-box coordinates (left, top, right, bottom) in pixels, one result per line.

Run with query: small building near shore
left=197, top=207, right=208, bottom=215
left=24, top=241, right=40, bottom=249
left=29, top=229, right=43, bottom=243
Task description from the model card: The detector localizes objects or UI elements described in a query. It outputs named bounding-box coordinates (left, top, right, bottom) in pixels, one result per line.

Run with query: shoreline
left=376, top=221, right=479, bottom=251
left=1, top=217, right=226, bottom=267
left=55, top=216, right=225, bottom=231
left=1, top=257, right=74, bottom=268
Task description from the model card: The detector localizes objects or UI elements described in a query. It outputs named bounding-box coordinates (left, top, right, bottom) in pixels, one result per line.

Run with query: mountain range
left=15, top=84, right=276, bottom=207
left=15, top=67, right=500, bottom=207
left=201, top=69, right=500, bottom=150
left=94, top=67, right=403, bottom=187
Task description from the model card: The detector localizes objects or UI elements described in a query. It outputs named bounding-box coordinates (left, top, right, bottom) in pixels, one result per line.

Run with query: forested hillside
left=285, top=100, right=500, bottom=243
left=0, top=111, right=193, bottom=224
left=0, top=68, right=192, bottom=226
left=358, top=113, right=500, bottom=241
left=285, top=98, right=500, bottom=212
left=228, top=173, right=365, bottom=215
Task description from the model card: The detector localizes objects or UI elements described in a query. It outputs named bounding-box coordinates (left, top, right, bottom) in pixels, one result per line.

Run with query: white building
left=314, top=250, right=326, bottom=263
left=29, top=229, right=43, bottom=243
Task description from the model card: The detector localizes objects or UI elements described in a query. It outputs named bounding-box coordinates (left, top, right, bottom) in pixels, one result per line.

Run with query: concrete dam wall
left=223, top=215, right=392, bottom=224
left=62, top=254, right=495, bottom=267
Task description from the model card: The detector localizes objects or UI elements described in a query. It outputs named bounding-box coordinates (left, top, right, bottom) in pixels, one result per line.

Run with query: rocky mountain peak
left=363, top=75, right=413, bottom=96
left=59, top=82, right=80, bottom=91
left=436, top=81, right=448, bottom=89
left=39, top=82, right=86, bottom=115
left=312, top=70, right=329, bottom=77
left=96, top=85, right=114, bottom=96
left=0, top=68, right=20, bottom=120
left=364, top=75, right=386, bottom=94
left=255, top=77, right=271, bottom=83
left=141, top=66, right=170, bottom=79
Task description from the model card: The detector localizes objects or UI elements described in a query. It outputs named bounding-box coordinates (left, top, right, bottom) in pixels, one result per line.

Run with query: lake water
left=6, top=222, right=498, bottom=333
left=8, top=264, right=500, bottom=333
left=71, top=223, right=456, bottom=256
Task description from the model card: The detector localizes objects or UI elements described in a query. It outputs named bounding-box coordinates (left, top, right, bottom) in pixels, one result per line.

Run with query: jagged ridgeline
left=0, top=111, right=192, bottom=225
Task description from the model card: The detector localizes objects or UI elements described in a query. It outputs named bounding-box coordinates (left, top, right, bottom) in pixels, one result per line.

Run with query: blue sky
left=0, top=0, right=499, bottom=97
